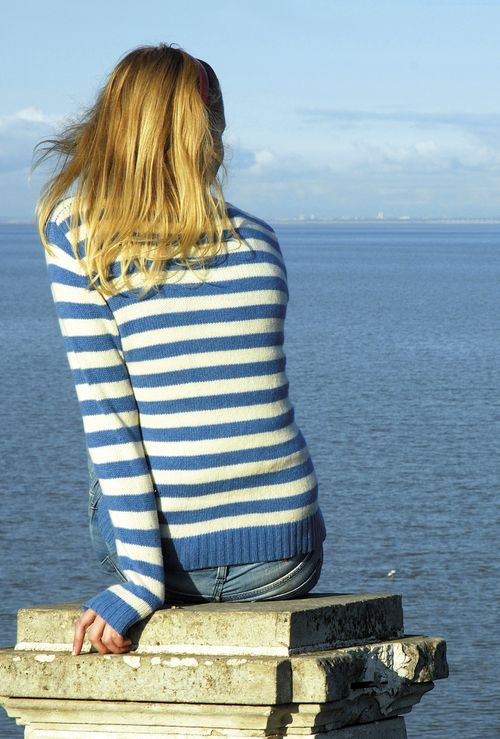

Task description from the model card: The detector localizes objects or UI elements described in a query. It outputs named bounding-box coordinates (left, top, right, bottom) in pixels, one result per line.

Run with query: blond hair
left=32, top=43, right=240, bottom=299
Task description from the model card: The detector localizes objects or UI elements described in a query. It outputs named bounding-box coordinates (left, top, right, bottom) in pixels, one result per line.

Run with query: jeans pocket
left=257, top=546, right=324, bottom=601
left=221, top=545, right=324, bottom=602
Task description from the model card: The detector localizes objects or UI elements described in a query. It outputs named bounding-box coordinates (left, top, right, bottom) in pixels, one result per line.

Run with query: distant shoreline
left=2, top=217, right=500, bottom=226
left=271, top=218, right=500, bottom=225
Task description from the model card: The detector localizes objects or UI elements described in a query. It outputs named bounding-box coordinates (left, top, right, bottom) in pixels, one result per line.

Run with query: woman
left=33, top=43, right=326, bottom=657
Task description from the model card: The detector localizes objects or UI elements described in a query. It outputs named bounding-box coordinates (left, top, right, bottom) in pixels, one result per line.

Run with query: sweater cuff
left=81, top=585, right=163, bottom=636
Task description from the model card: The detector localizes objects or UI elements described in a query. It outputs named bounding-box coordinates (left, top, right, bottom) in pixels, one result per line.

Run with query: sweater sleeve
left=43, top=214, right=165, bottom=636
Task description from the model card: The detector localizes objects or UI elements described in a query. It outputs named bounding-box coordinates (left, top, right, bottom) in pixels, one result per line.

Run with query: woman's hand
left=73, top=608, right=133, bottom=655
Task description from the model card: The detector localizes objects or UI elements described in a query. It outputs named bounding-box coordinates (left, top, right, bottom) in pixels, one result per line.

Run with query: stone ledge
left=15, top=592, right=403, bottom=656
left=0, top=696, right=412, bottom=737
left=0, top=649, right=291, bottom=705
left=0, top=635, right=446, bottom=706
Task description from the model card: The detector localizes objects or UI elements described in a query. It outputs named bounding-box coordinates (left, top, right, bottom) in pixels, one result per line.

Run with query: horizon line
left=2, top=215, right=500, bottom=225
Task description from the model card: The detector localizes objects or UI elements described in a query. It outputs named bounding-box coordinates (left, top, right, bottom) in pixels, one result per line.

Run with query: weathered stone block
left=291, top=634, right=449, bottom=702
left=0, top=648, right=291, bottom=705
left=15, top=593, right=404, bottom=657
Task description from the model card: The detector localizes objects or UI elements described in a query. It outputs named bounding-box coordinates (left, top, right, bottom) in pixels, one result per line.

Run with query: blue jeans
left=87, top=451, right=324, bottom=603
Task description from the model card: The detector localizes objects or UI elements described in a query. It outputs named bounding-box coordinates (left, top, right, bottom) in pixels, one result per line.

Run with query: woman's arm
left=43, top=213, right=165, bottom=636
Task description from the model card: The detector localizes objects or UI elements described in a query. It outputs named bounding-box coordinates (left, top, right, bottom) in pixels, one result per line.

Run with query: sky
left=2, top=0, right=500, bottom=220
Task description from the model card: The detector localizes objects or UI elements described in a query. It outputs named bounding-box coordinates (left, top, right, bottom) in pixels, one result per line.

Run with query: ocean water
left=0, top=221, right=498, bottom=738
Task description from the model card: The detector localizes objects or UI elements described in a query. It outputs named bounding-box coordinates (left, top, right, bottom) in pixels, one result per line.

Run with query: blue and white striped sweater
left=44, top=197, right=326, bottom=635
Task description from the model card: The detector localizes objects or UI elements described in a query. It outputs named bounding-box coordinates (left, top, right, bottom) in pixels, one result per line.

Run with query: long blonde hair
left=32, top=43, right=240, bottom=299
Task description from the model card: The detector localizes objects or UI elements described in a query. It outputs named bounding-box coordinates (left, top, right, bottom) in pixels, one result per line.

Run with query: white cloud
left=249, top=149, right=277, bottom=171
left=413, top=140, right=439, bottom=156
left=0, top=106, right=65, bottom=129
left=224, top=136, right=500, bottom=218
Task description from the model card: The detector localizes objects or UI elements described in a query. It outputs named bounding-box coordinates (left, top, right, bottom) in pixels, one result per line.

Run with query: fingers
left=87, top=616, right=108, bottom=654
left=73, top=608, right=98, bottom=655
left=105, top=627, right=133, bottom=653
left=73, top=610, right=133, bottom=655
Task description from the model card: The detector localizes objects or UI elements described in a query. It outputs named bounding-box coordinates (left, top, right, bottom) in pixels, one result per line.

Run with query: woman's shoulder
left=44, top=196, right=76, bottom=248
left=43, top=196, right=91, bottom=267
left=224, top=201, right=277, bottom=241
left=224, top=201, right=286, bottom=276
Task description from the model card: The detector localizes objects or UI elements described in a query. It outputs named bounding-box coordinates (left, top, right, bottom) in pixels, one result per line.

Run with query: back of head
left=33, top=43, right=238, bottom=298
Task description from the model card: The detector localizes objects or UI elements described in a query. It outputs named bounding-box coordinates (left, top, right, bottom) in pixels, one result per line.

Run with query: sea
left=0, top=221, right=498, bottom=738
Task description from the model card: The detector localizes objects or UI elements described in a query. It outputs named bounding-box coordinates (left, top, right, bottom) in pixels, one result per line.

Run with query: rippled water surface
left=1, top=222, right=498, bottom=738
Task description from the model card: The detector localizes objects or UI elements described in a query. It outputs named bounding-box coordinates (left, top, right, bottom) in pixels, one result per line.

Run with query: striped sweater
left=43, top=197, right=326, bottom=636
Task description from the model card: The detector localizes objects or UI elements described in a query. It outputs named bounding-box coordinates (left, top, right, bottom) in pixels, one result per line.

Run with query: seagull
left=386, top=569, right=397, bottom=577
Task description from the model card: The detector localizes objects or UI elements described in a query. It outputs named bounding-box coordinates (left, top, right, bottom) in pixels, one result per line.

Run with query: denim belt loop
left=212, top=565, right=228, bottom=601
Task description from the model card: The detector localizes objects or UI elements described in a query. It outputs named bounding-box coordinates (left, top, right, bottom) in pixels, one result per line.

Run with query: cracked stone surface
left=291, top=635, right=448, bottom=703
left=0, top=594, right=448, bottom=736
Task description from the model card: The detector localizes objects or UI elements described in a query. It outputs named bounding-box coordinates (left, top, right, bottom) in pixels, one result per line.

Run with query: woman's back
left=44, top=194, right=326, bottom=633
